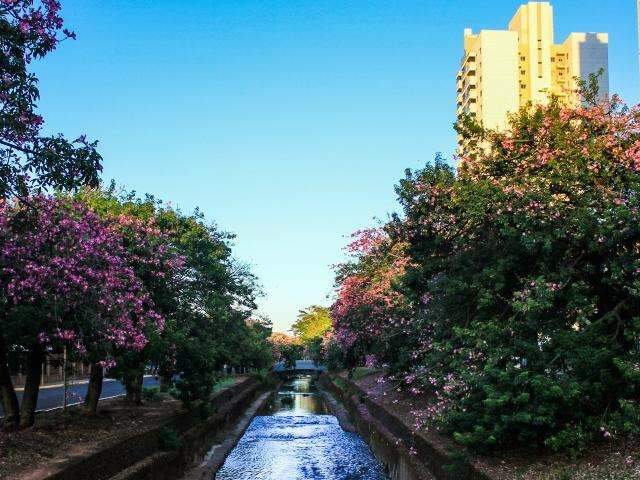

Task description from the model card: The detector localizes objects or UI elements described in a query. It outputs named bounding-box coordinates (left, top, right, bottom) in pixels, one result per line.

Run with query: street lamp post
left=62, top=346, right=68, bottom=412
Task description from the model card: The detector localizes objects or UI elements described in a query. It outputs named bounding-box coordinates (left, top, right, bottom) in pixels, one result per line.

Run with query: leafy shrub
left=142, top=387, right=162, bottom=402
left=351, top=367, right=379, bottom=381
left=324, top=337, right=346, bottom=372
left=158, top=426, right=181, bottom=451
left=249, top=369, right=276, bottom=387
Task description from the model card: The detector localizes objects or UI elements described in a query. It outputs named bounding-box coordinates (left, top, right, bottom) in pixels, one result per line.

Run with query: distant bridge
left=272, top=360, right=327, bottom=375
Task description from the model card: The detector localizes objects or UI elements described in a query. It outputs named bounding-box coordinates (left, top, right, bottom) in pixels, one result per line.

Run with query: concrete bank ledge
left=319, top=373, right=492, bottom=480
left=180, top=389, right=274, bottom=480
left=33, top=377, right=267, bottom=480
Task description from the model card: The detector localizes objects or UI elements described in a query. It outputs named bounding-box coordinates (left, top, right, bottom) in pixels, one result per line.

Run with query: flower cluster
left=0, top=196, right=173, bottom=361
left=330, top=228, right=411, bottom=366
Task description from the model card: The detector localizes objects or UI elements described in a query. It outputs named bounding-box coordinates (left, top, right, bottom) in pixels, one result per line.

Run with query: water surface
left=215, top=375, right=388, bottom=480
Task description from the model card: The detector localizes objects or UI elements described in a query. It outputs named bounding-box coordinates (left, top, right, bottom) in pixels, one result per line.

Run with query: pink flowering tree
left=0, top=196, right=164, bottom=429
left=102, top=213, right=181, bottom=404
left=330, top=228, right=410, bottom=374
left=0, top=1, right=101, bottom=198
left=75, top=186, right=267, bottom=407
left=391, top=81, right=640, bottom=452
left=72, top=188, right=186, bottom=405
left=328, top=79, right=640, bottom=453
left=268, top=332, right=303, bottom=369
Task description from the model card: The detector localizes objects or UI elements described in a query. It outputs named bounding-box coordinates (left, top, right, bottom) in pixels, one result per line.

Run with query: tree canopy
left=291, top=306, right=332, bottom=344
left=0, top=1, right=101, bottom=199
left=328, top=86, right=640, bottom=453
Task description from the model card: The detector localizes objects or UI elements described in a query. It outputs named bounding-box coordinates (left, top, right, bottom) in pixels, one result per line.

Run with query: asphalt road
left=0, top=376, right=160, bottom=416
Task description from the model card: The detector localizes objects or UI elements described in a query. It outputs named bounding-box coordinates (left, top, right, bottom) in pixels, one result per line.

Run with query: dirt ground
left=0, top=395, right=182, bottom=480
left=351, top=371, right=640, bottom=480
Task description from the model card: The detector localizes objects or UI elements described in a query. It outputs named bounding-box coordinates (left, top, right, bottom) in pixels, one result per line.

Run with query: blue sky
left=36, top=1, right=638, bottom=332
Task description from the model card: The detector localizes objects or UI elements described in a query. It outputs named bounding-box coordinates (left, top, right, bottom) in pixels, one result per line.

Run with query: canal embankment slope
left=0, top=375, right=274, bottom=480
left=180, top=386, right=275, bottom=480
left=320, top=372, right=452, bottom=480
left=320, top=371, right=640, bottom=480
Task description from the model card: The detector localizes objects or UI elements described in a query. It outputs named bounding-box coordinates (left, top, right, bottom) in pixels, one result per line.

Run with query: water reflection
left=215, top=375, right=387, bottom=480
left=264, top=377, right=328, bottom=416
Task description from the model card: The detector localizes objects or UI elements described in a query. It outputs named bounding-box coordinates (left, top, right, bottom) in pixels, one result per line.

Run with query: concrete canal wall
left=32, top=376, right=269, bottom=480
left=319, top=373, right=492, bottom=480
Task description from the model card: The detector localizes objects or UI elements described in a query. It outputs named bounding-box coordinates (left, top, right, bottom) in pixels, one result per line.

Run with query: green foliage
left=269, top=332, right=304, bottom=369
left=441, top=449, right=472, bottom=478
left=350, top=367, right=379, bottom=381
left=249, top=369, right=277, bottom=387
left=157, top=426, right=181, bottom=451
left=544, top=424, right=591, bottom=458
left=393, top=93, right=640, bottom=452
left=142, top=387, right=162, bottom=402
left=292, top=306, right=332, bottom=345
left=75, top=185, right=272, bottom=407
left=552, top=468, right=573, bottom=480
left=324, top=339, right=345, bottom=372
left=213, top=376, right=236, bottom=392
left=331, top=86, right=640, bottom=454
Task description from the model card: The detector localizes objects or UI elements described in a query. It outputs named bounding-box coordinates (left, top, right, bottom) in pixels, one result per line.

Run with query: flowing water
left=215, top=375, right=388, bottom=480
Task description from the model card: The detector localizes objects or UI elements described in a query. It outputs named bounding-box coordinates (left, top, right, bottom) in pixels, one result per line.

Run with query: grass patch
left=332, top=375, right=349, bottom=392
left=351, top=367, right=380, bottom=381
left=212, top=376, right=236, bottom=392
left=249, top=369, right=277, bottom=387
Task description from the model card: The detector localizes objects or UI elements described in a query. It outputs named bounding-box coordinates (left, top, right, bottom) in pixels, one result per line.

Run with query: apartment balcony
left=457, top=102, right=478, bottom=117
left=462, top=79, right=477, bottom=93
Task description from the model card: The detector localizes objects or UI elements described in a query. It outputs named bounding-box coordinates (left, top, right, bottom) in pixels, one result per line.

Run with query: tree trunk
left=83, top=363, right=103, bottom=416
left=0, top=336, right=20, bottom=431
left=124, top=370, right=143, bottom=404
left=19, top=345, right=43, bottom=429
left=159, top=373, right=172, bottom=393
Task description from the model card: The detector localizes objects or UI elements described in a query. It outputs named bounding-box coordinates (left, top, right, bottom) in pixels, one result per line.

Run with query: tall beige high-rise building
left=456, top=1, right=608, bottom=136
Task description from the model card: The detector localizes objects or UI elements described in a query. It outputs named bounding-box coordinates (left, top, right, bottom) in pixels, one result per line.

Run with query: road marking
left=36, top=394, right=126, bottom=413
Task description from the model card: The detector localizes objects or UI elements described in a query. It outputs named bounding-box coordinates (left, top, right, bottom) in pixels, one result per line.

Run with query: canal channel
left=214, top=375, right=388, bottom=480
